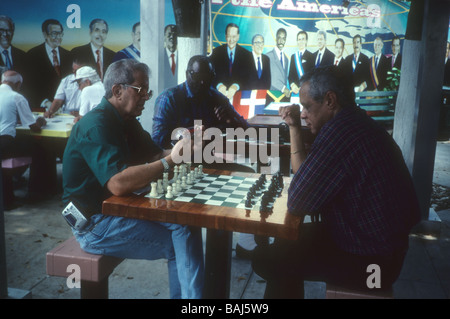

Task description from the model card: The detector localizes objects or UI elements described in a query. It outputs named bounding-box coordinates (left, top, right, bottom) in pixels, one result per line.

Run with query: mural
left=209, top=0, right=410, bottom=118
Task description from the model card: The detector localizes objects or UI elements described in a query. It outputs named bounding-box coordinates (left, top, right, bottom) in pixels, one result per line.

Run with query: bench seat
left=46, top=236, right=124, bottom=299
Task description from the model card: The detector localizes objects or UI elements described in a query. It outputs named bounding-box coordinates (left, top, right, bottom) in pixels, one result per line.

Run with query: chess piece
left=166, top=186, right=173, bottom=199
left=171, top=183, right=178, bottom=196
left=157, top=179, right=164, bottom=194
left=181, top=176, right=187, bottom=189
left=149, top=182, right=158, bottom=197
left=176, top=179, right=182, bottom=193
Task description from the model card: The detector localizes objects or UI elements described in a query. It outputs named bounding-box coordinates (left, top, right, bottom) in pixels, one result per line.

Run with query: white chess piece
left=173, top=165, right=179, bottom=181
left=176, top=180, right=182, bottom=193
left=166, top=186, right=173, bottom=199
left=149, top=182, right=158, bottom=197
left=157, top=179, right=164, bottom=194
left=198, top=164, right=203, bottom=176
left=181, top=176, right=187, bottom=189
left=171, top=183, right=178, bottom=196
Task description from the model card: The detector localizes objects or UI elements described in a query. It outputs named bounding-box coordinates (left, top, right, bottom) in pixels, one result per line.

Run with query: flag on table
left=232, top=90, right=267, bottom=119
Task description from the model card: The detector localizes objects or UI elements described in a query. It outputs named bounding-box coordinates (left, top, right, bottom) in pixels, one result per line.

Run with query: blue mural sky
left=0, top=0, right=175, bottom=51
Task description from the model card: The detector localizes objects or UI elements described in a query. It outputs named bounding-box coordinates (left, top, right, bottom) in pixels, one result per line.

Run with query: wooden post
left=393, top=0, right=450, bottom=219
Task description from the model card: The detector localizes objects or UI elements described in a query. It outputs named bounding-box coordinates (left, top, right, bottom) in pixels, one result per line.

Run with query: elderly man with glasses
left=26, top=19, right=72, bottom=109
left=62, top=59, right=204, bottom=299
left=0, top=15, right=27, bottom=76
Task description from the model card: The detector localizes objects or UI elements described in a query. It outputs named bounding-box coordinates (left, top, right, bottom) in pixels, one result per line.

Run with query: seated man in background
left=72, top=66, right=105, bottom=122
left=252, top=66, right=421, bottom=298
left=44, top=58, right=85, bottom=118
left=62, top=59, right=204, bottom=299
left=152, top=55, right=249, bottom=149
left=0, top=70, right=46, bottom=207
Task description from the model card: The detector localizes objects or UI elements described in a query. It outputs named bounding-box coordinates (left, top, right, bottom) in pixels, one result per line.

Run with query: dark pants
left=252, top=223, right=407, bottom=299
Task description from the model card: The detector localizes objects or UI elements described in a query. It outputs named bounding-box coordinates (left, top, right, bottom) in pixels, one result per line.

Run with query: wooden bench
left=355, top=90, right=398, bottom=130
left=46, top=236, right=124, bottom=299
left=326, top=283, right=394, bottom=299
left=1, top=156, right=32, bottom=208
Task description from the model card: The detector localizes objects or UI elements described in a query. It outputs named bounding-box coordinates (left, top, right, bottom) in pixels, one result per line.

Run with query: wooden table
left=102, top=168, right=303, bottom=298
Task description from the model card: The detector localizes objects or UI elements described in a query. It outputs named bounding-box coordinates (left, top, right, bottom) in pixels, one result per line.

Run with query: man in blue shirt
left=152, top=55, right=249, bottom=149
left=63, top=59, right=204, bottom=299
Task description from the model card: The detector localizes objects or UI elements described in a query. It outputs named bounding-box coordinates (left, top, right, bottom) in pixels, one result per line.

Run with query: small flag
left=232, top=90, right=267, bottom=119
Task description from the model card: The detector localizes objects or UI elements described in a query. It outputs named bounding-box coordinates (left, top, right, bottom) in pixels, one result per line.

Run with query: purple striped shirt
left=288, top=107, right=420, bottom=256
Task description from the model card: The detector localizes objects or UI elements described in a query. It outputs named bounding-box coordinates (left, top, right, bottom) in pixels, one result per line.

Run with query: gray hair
left=0, top=15, right=14, bottom=33
left=103, top=59, right=150, bottom=99
left=317, top=30, right=327, bottom=41
left=1, top=71, right=22, bottom=84
left=299, top=66, right=355, bottom=108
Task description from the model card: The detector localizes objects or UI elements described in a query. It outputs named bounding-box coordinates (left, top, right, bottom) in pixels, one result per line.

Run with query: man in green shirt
left=62, top=59, right=204, bottom=299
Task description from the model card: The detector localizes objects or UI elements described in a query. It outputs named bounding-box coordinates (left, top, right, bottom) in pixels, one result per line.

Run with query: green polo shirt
left=62, top=97, right=162, bottom=215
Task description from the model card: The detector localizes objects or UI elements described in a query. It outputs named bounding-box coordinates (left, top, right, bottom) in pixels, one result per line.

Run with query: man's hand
left=214, top=105, right=232, bottom=124
left=279, top=104, right=301, bottom=127
left=283, top=87, right=291, bottom=98
left=226, top=84, right=238, bottom=100
left=290, top=83, right=300, bottom=94
left=218, top=84, right=227, bottom=96
left=44, top=111, right=53, bottom=118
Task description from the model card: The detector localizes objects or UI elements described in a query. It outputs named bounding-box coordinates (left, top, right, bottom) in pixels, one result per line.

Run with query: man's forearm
left=289, top=125, right=307, bottom=174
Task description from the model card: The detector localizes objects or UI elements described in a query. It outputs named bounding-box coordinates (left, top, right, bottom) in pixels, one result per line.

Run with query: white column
left=140, top=0, right=165, bottom=133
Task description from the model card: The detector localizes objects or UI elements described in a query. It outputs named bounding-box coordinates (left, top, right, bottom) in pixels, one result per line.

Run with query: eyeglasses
left=122, top=84, right=153, bottom=98
left=0, top=28, right=12, bottom=35
left=48, top=31, right=64, bottom=38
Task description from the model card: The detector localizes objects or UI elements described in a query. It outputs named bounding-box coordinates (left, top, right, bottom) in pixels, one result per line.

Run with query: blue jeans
left=73, top=214, right=204, bottom=299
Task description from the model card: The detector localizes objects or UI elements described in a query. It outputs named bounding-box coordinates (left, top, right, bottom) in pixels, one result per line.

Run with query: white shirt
left=0, top=83, right=36, bottom=137
left=166, top=48, right=177, bottom=69
left=45, top=43, right=60, bottom=65
left=1, top=46, right=12, bottom=67
left=252, top=51, right=263, bottom=72
left=79, top=81, right=105, bottom=116
left=53, top=74, right=81, bottom=113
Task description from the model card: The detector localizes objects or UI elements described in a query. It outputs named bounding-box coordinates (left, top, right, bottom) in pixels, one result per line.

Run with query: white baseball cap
left=72, top=66, right=98, bottom=81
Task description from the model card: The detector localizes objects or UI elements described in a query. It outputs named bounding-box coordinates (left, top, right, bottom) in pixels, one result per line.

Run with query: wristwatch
left=160, top=158, right=170, bottom=172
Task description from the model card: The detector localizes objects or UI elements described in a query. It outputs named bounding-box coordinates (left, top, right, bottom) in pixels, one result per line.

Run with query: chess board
left=145, top=173, right=280, bottom=211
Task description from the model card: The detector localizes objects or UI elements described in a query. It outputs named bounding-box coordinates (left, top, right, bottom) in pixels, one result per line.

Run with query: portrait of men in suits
left=267, top=28, right=290, bottom=98
left=210, top=23, right=252, bottom=100
left=344, top=34, right=370, bottom=92
left=26, top=19, right=72, bottom=109
left=288, top=30, right=314, bottom=94
left=367, top=37, right=390, bottom=91
left=312, top=30, right=335, bottom=68
left=70, top=19, right=115, bottom=80
left=247, top=34, right=271, bottom=90
left=333, top=38, right=346, bottom=69
left=0, top=15, right=26, bottom=77
left=164, top=24, right=178, bottom=89
left=389, top=36, right=402, bottom=70
left=113, top=22, right=141, bottom=62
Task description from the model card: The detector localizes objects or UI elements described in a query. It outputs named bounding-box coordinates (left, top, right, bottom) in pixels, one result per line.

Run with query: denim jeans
left=73, top=214, right=204, bottom=299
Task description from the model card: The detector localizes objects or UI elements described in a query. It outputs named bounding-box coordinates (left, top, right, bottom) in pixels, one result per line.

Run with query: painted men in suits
left=247, top=34, right=271, bottom=90
left=210, top=23, right=252, bottom=100
left=389, top=36, right=402, bottom=70
left=70, top=19, right=115, bottom=81
left=0, top=16, right=27, bottom=77
left=267, top=28, right=290, bottom=97
left=333, top=38, right=346, bottom=70
left=164, top=24, right=178, bottom=89
left=26, top=19, right=72, bottom=109
left=113, top=22, right=141, bottom=62
left=312, top=30, right=335, bottom=68
left=288, top=31, right=314, bottom=94
left=344, top=34, right=370, bottom=92
left=367, top=37, right=390, bottom=91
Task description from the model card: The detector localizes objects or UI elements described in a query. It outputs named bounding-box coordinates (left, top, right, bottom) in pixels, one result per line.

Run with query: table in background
left=102, top=168, right=303, bottom=298
left=15, top=113, right=74, bottom=195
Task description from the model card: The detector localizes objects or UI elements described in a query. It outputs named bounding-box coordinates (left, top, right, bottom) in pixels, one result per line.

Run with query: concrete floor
left=2, top=142, right=450, bottom=299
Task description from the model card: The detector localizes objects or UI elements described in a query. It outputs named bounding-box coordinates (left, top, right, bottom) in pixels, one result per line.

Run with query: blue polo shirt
left=62, top=97, right=162, bottom=215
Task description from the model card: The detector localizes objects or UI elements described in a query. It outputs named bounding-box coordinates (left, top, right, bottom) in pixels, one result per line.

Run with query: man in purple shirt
left=252, top=66, right=421, bottom=298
